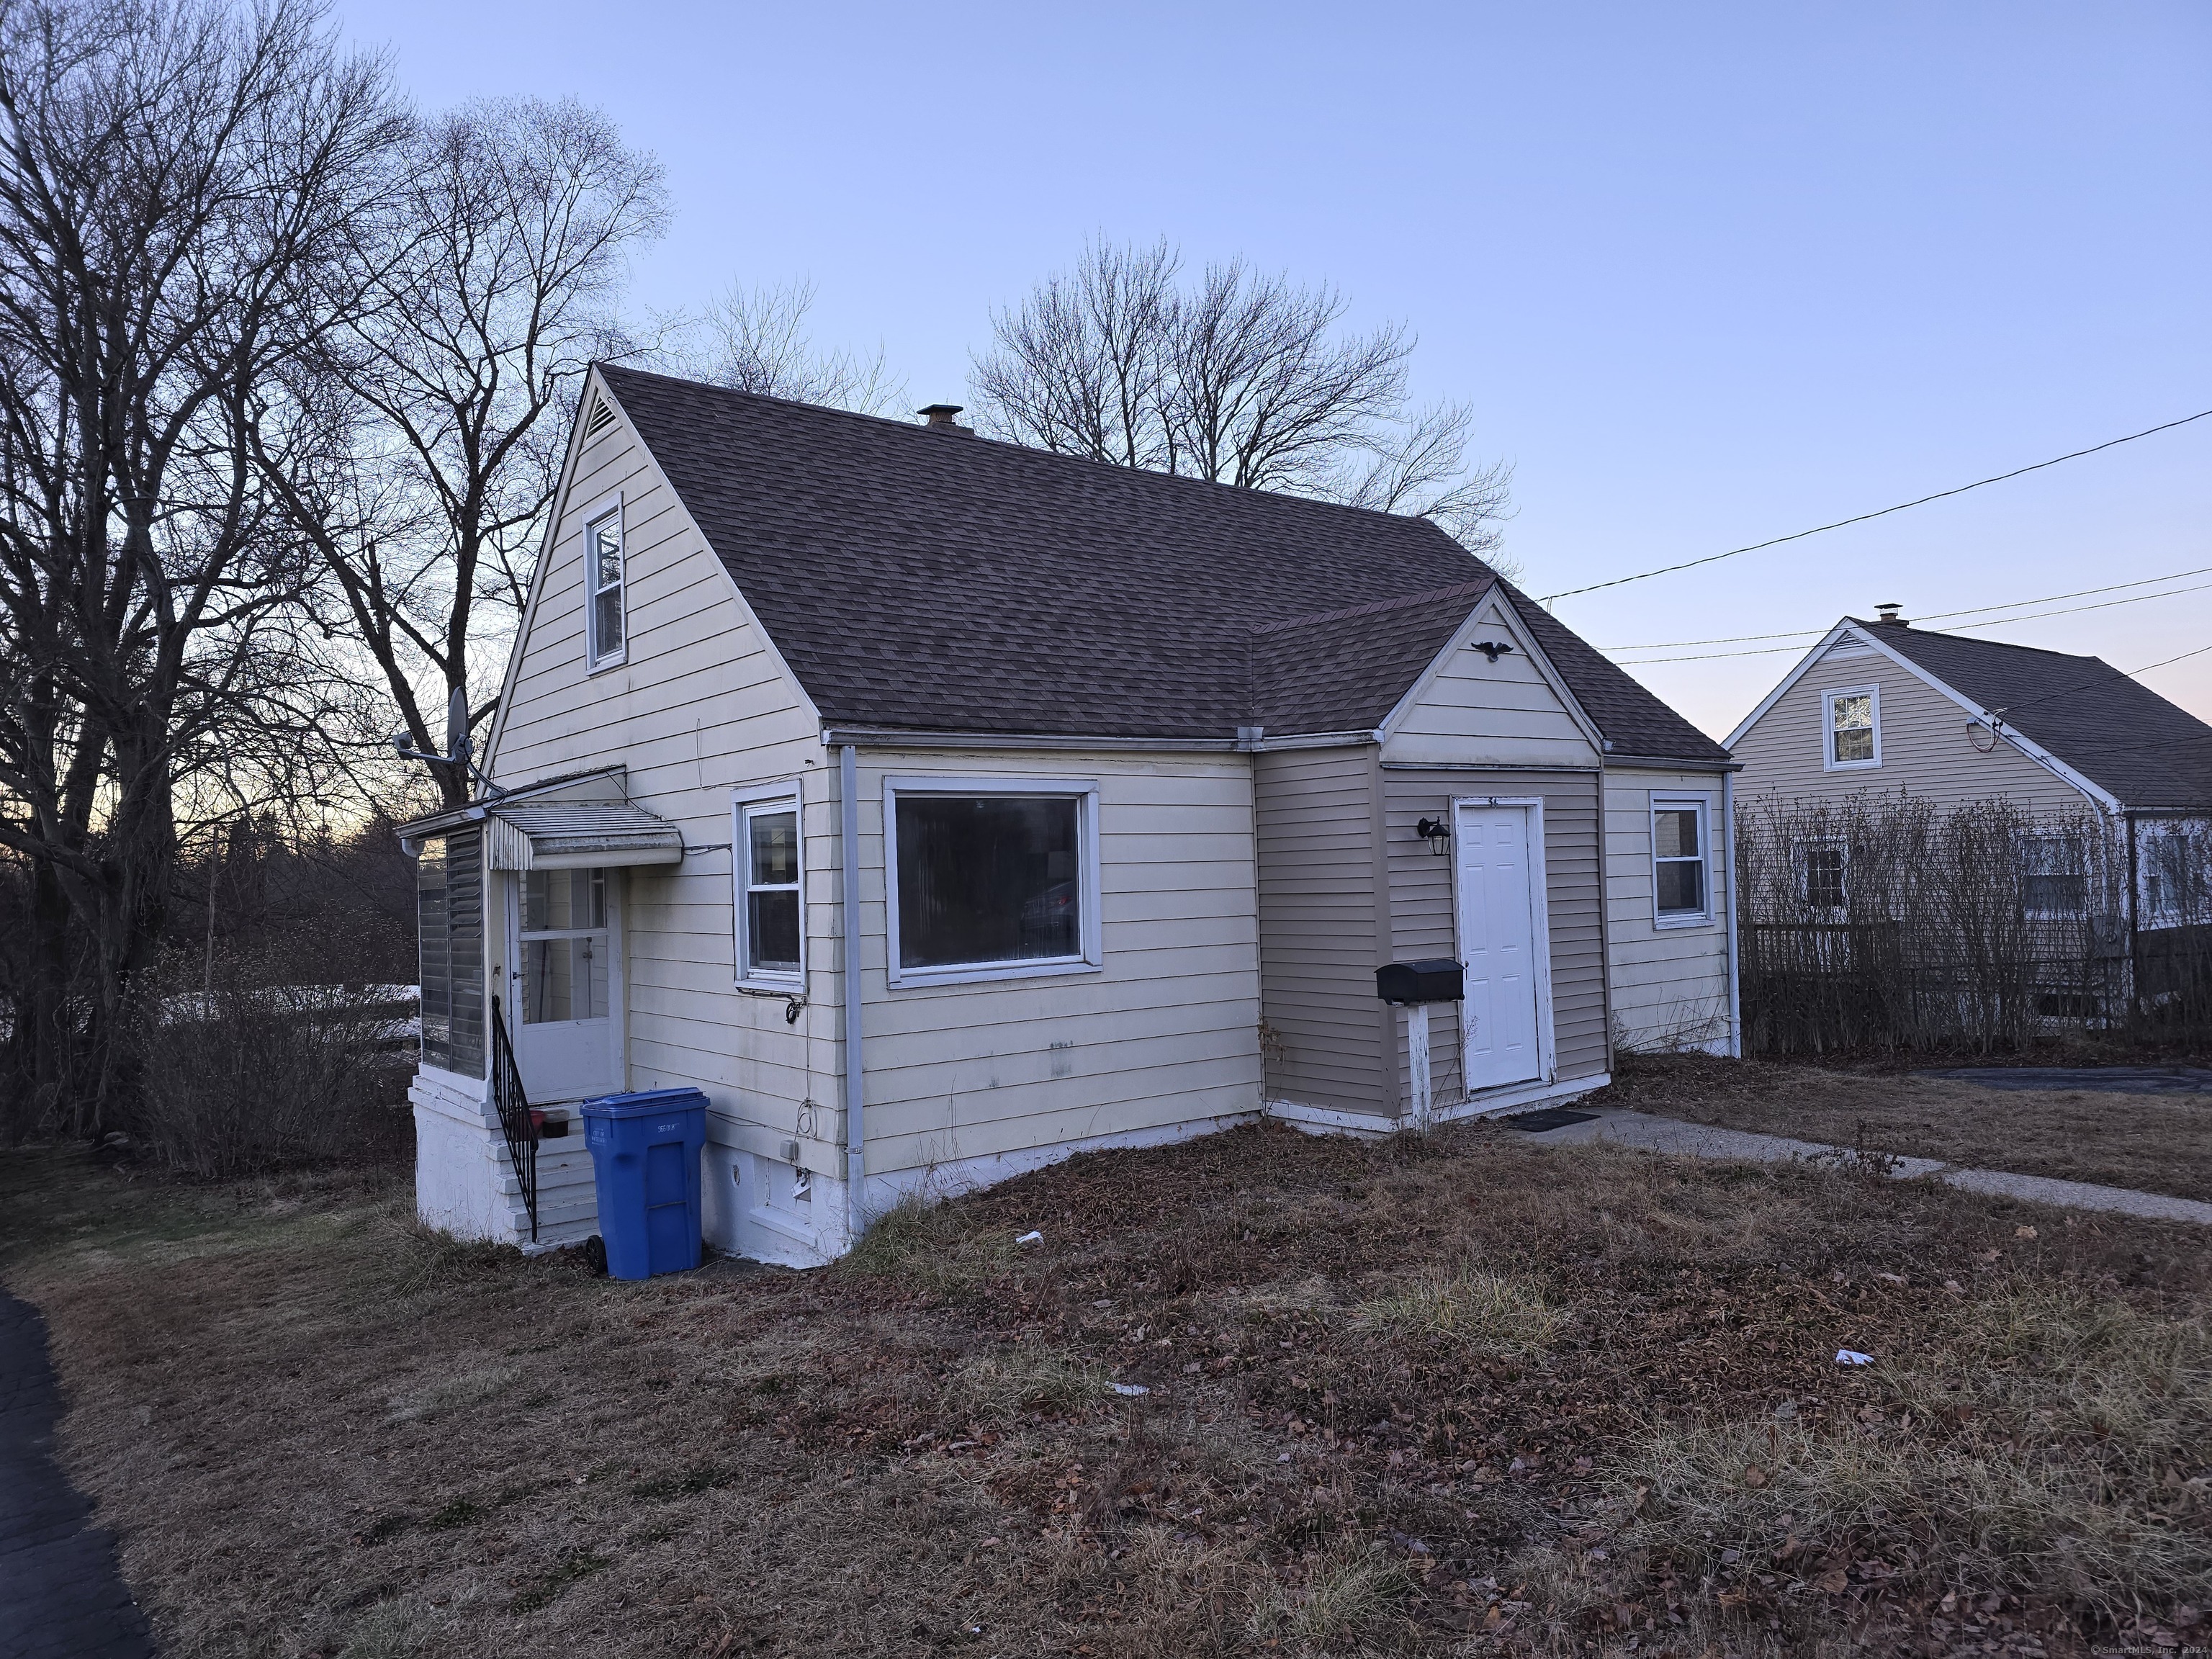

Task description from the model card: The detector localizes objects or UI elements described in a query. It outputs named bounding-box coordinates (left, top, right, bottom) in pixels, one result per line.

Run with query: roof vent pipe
left=1874, top=603, right=1908, bottom=626
left=917, top=403, right=970, bottom=431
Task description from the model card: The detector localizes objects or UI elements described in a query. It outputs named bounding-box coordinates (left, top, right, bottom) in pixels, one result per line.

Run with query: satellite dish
left=446, top=685, right=469, bottom=764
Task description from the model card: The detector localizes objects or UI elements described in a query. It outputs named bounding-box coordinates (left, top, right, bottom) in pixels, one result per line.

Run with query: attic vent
left=584, top=395, right=615, bottom=438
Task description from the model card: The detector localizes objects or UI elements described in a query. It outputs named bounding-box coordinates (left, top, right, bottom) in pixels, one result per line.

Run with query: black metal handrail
left=490, top=994, right=539, bottom=1242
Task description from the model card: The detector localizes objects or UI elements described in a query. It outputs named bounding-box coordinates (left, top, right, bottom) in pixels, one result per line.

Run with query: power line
left=1599, top=562, right=2212, bottom=652
left=1614, top=579, right=2212, bottom=665
left=1539, top=408, right=2212, bottom=604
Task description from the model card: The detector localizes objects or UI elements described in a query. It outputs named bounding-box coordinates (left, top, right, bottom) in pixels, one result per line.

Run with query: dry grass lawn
left=4, top=1116, right=2210, bottom=1658
left=1599, top=1053, right=2212, bottom=1202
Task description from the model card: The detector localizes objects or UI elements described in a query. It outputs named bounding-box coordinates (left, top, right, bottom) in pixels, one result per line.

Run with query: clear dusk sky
left=341, top=1, right=2212, bottom=738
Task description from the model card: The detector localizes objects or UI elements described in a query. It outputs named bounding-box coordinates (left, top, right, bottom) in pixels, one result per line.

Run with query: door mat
left=1501, top=1107, right=1598, bottom=1132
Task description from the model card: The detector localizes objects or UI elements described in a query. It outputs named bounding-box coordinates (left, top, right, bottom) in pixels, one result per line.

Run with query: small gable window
left=883, top=779, right=1102, bottom=986
left=1823, top=685, right=1879, bottom=770
left=1650, top=796, right=1712, bottom=927
left=587, top=508, right=625, bottom=668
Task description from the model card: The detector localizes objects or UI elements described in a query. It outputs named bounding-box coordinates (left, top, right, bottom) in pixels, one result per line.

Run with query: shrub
left=125, top=936, right=413, bottom=1177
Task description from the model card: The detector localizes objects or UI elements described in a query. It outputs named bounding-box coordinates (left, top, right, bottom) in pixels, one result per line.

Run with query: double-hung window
left=1800, top=840, right=1848, bottom=912
left=585, top=505, right=625, bottom=668
left=2023, top=832, right=2087, bottom=918
left=1650, top=796, right=1712, bottom=927
left=732, top=785, right=804, bottom=984
left=1822, top=685, right=1879, bottom=770
left=883, top=778, right=1102, bottom=986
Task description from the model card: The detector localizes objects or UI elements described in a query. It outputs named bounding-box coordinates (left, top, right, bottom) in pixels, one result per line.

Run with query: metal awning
left=480, top=802, right=683, bottom=870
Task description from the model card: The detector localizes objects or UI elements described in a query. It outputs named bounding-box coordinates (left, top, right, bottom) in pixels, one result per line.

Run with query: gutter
left=837, top=741, right=868, bottom=1244
left=1724, top=769, right=1743, bottom=1058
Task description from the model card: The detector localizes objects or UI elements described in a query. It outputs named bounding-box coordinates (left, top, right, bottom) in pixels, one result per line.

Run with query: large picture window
left=586, top=507, right=624, bottom=667
left=732, top=787, right=803, bottom=983
left=884, top=779, right=1100, bottom=986
left=417, top=827, right=485, bottom=1076
left=1650, top=796, right=1712, bottom=927
left=1822, top=685, right=1880, bottom=770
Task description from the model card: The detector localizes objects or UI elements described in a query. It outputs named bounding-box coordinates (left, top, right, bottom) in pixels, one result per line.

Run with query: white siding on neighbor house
left=1254, top=745, right=1391, bottom=1118
left=1380, top=590, right=1600, bottom=771
left=1604, top=767, right=1734, bottom=1053
left=486, top=390, right=840, bottom=1177
left=845, top=748, right=1264, bottom=1176
left=1380, top=768, right=1609, bottom=1106
left=1732, top=635, right=2096, bottom=814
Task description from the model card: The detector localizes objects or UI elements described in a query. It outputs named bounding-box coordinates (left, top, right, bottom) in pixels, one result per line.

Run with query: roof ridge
left=595, top=361, right=1488, bottom=539
left=1250, top=577, right=1496, bottom=637
left=1846, top=620, right=2100, bottom=665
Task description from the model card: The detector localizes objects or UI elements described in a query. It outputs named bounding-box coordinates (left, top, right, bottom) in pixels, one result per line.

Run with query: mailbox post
left=1376, top=959, right=1465, bottom=1128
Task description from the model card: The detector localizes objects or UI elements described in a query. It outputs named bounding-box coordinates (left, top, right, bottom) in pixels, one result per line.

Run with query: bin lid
left=579, top=1087, right=710, bottom=1119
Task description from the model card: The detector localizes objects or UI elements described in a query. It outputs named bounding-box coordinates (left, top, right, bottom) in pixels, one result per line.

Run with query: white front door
left=1455, top=801, right=1546, bottom=1093
left=506, top=868, right=621, bottom=1104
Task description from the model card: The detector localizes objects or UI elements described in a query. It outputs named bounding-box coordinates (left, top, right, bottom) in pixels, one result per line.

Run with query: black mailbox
left=1375, top=958, right=1465, bottom=1004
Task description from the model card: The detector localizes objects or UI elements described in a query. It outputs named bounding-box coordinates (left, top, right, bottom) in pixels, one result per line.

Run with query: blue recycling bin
left=580, top=1087, right=708, bottom=1280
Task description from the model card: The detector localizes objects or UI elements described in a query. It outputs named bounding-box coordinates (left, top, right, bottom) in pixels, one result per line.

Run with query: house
left=1727, top=603, right=2212, bottom=942
left=397, top=367, right=1737, bottom=1267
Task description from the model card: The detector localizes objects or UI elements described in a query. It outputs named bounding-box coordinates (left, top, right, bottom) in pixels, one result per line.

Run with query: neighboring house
left=397, top=367, right=1736, bottom=1266
left=1727, top=604, right=2212, bottom=933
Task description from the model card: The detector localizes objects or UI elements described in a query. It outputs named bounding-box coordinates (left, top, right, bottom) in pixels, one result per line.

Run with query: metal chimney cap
left=1874, top=602, right=1907, bottom=626
left=917, top=403, right=966, bottom=428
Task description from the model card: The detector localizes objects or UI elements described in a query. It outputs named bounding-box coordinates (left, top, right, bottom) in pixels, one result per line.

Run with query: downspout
left=1723, top=770, right=1743, bottom=1058
left=837, top=742, right=867, bottom=1244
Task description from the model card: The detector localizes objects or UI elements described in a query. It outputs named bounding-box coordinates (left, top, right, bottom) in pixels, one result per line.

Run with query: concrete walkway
left=0, top=1290, right=155, bottom=1659
left=1516, top=1107, right=2212, bottom=1227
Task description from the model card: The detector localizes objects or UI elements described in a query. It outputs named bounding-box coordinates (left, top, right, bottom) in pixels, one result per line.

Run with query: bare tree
left=971, top=239, right=1511, bottom=556
left=692, top=278, right=904, bottom=414
left=256, top=96, right=670, bottom=807
left=0, top=0, right=403, bottom=1127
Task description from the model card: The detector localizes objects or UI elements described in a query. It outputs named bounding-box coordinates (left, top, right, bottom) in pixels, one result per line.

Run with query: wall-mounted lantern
left=1415, top=815, right=1452, bottom=855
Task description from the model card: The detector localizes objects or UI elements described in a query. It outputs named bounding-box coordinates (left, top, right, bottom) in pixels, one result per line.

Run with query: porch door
left=1455, top=802, right=1546, bottom=1093
left=507, top=868, right=620, bottom=1104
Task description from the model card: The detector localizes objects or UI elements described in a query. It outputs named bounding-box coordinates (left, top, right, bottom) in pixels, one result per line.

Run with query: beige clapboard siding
left=848, top=747, right=1263, bottom=1175
left=1732, top=635, right=2095, bottom=814
left=1380, top=589, right=1600, bottom=771
left=1254, top=745, right=1391, bottom=1115
left=1382, top=768, right=1609, bottom=1102
left=1604, top=767, right=1735, bottom=1052
left=488, top=397, right=837, bottom=1152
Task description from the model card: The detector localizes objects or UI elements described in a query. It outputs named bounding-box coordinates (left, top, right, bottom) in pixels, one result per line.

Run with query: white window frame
left=1821, top=683, right=1881, bottom=771
left=1797, top=836, right=1849, bottom=914
left=2022, top=831, right=2088, bottom=920
left=881, top=775, right=1103, bottom=989
left=1649, top=793, right=1716, bottom=930
left=583, top=492, right=626, bottom=672
left=732, top=780, right=806, bottom=987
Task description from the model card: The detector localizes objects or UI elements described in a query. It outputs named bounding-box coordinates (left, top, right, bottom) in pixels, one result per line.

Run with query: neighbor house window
left=417, top=827, right=485, bottom=1076
left=732, top=786, right=803, bottom=983
left=883, top=778, right=1101, bottom=986
left=1800, top=840, right=1848, bottom=912
left=1650, top=796, right=1712, bottom=925
left=1823, top=685, right=1879, bottom=770
left=2023, top=833, right=2087, bottom=917
left=586, top=508, right=624, bottom=667
left=2140, top=824, right=2206, bottom=926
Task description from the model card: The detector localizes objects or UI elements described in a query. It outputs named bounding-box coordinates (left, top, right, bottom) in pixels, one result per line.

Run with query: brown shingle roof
left=1860, top=623, right=2212, bottom=809
left=597, top=364, right=1726, bottom=765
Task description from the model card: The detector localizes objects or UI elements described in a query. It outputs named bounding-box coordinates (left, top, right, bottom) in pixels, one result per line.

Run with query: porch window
left=521, top=869, right=609, bottom=1022
left=586, top=508, right=624, bottom=667
left=417, top=827, right=485, bottom=1076
left=884, top=779, right=1100, bottom=985
left=2023, top=833, right=2087, bottom=918
left=734, top=791, right=803, bottom=982
left=1824, top=686, right=1879, bottom=769
left=1651, top=797, right=1711, bottom=925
